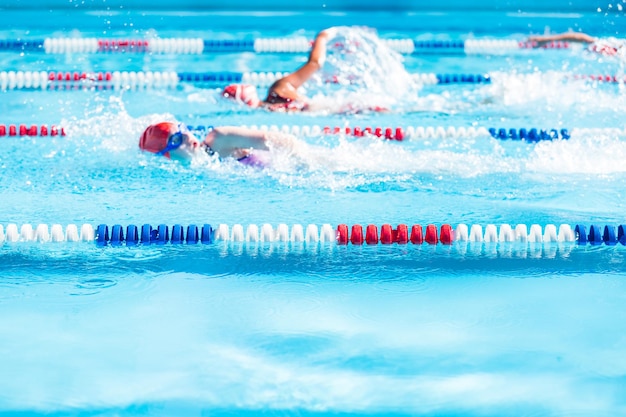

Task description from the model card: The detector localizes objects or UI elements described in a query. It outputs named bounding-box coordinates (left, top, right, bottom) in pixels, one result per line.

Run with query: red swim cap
left=222, top=84, right=260, bottom=107
left=139, top=122, right=176, bottom=156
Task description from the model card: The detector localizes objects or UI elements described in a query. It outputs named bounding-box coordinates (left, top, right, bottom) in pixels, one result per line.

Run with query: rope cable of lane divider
left=182, top=125, right=626, bottom=141
left=3, top=71, right=625, bottom=91
left=3, top=122, right=626, bottom=141
left=192, top=124, right=580, bottom=141
left=1, top=223, right=625, bottom=247
left=0, top=71, right=181, bottom=90
left=0, top=37, right=571, bottom=55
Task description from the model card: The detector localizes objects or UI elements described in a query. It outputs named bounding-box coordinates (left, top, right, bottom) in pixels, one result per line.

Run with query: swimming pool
left=1, top=4, right=626, bottom=416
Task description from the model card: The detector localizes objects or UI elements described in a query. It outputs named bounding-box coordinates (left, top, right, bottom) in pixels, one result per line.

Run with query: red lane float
left=380, top=224, right=393, bottom=244
left=336, top=224, right=349, bottom=245
left=425, top=224, right=438, bottom=244
left=323, top=126, right=404, bottom=140
left=350, top=224, right=364, bottom=245
left=48, top=71, right=113, bottom=82
left=365, top=224, right=379, bottom=245
left=0, top=124, right=66, bottom=137
left=440, top=224, right=453, bottom=244
left=518, top=41, right=569, bottom=49
left=98, top=39, right=149, bottom=52
left=410, top=225, right=423, bottom=244
left=396, top=224, right=409, bottom=244
left=336, top=224, right=453, bottom=245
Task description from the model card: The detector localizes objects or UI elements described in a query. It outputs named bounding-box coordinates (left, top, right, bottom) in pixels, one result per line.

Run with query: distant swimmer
left=138, top=122, right=307, bottom=168
left=221, top=27, right=388, bottom=113
left=528, top=32, right=625, bottom=57
left=221, top=28, right=334, bottom=112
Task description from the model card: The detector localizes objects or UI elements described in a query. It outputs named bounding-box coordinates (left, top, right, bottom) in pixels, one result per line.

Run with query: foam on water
left=480, top=71, right=626, bottom=116
left=56, top=95, right=626, bottom=195
left=526, top=133, right=626, bottom=174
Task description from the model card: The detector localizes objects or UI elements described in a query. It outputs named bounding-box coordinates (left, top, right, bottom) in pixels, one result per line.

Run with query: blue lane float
left=435, top=73, right=491, bottom=84
left=178, top=71, right=244, bottom=84
left=0, top=40, right=44, bottom=51
left=413, top=40, right=466, bottom=50
left=487, top=128, right=570, bottom=141
left=98, top=224, right=212, bottom=247
left=98, top=223, right=214, bottom=246
left=203, top=40, right=255, bottom=53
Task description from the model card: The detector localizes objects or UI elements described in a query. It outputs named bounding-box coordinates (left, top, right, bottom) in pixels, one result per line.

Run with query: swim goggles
left=157, top=124, right=188, bottom=156
left=202, top=125, right=216, bottom=156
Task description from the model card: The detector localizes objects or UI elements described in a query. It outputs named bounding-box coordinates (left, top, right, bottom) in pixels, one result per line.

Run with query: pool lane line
left=0, top=223, right=624, bottom=246
left=189, top=125, right=624, bottom=142
left=5, top=71, right=622, bottom=90
left=0, top=38, right=570, bottom=55
left=1, top=70, right=491, bottom=89
left=3, top=123, right=626, bottom=141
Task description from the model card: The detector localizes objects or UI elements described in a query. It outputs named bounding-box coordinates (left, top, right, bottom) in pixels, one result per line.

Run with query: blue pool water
left=1, top=4, right=626, bottom=417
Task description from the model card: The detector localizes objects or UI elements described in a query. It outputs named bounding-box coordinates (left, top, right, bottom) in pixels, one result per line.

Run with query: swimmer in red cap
left=139, top=122, right=302, bottom=167
left=222, top=28, right=338, bottom=112
left=527, top=32, right=624, bottom=57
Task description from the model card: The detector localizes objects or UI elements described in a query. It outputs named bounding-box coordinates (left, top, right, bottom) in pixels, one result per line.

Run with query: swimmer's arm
left=204, top=126, right=301, bottom=156
left=204, top=127, right=269, bottom=154
left=267, top=28, right=336, bottom=100
left=528, top=32, right=596, bottom=44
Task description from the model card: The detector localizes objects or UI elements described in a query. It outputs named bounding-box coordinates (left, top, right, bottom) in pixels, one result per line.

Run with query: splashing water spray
left=310, top=26, right=421, bottom=112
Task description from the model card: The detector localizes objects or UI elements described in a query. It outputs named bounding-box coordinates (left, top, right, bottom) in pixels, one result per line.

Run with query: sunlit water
left=1, top=7, right=626, bottom=417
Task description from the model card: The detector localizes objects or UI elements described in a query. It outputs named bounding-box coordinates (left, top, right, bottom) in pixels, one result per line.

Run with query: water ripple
left=70, top=278, right=118, bottom=296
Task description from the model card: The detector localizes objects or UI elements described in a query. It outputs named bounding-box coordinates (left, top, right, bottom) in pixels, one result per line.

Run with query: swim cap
left=222, top=84, right=260, bottom=107
left=139, top=122, right=176, bottom=156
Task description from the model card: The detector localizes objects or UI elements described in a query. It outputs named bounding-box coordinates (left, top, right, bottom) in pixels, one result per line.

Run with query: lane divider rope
left=0, top=38, right=570, bottom=55
left=0, top=223, right=624, bottom=246
left=2, top=71, right=623, bottom=90
left=3, top=123, right=625, bottom=141
left=190, top=125, right=626, bottom=141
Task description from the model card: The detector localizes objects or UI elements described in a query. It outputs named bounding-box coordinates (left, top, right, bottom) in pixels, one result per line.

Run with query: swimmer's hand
left=320, top=27, right=339, bottom=41
left=313, top=28, right=338, bottom=67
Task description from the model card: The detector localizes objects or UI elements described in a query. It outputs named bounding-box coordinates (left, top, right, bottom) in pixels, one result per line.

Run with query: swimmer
left=138, top=121, right=304, bottom=167
left=222, top=27, right=389, bottom=114
left=527, top=32, right=624, bottom=57
left=221, top=27, right=337, bottom=112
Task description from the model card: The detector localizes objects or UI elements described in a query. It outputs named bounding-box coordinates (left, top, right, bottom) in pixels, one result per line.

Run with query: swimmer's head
left=222, top=84, right=260, bottom=107
left=139, top=122, right=200, bottom=160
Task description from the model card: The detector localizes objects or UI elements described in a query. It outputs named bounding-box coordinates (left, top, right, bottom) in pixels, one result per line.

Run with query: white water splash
left=526, top=134, right=626, bottom=174
left=62, top=96, right=171, bottom=153
left=308, top=26, right=421, bottom=112
left=480, top=70, right=626, bottom=111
